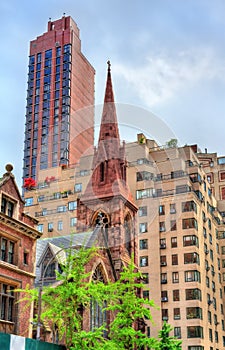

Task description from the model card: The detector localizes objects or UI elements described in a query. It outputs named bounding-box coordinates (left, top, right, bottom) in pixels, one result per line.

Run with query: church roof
left=35, top=228, right=107, bottom=284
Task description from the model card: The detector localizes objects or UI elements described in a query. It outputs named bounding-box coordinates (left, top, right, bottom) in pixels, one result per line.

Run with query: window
left=171, top=170, right=184, bottom=179
left=90, top=265, right=107, bottom=331
left=172, top=272, right=179, bottom=283
left=0, top=283, right=15, bottom=321
left=187, top=307, right=202, bottom=319
left=136, top=171, right=153, bottom=181
left=174, top=308, right=180, bottom=320
left=1, top=196, right=15, bottom=217
left=209, top=328, right=213, bottom=342
left=174, top=327, right=181, bottom=339
left=68, top=201, right=77, bottom=211
left=160, top=238, right=166, bottom=249
left=160, top=255, right=167, bottom=266
left=184, top=252, right=199, bottom=264
left=183, top=235, right=198, bottom=247
left=171, top=237, right=177, bottom=248
left=24, top=251, right=29, bottom=265
left=161, top=290, right=168, bottom=302
left=190, top=173, right=202, bottom=183
left=162, top=309, right=168, bottom=321
left=221, top=187, right=225, bottom=200
left=57, top=206, right=67, bottom=213
left=142, top=273, right=149, bottom=284
left=161, top=273, right=167, bottom=284
left=139, top=222, right=147, bottom=233
left=74, top=183, right=82, bottom=193
left=187, top=326, right=203, bottom=338
left=139, top=239, right=148, bottom=250
left=173, top=290, right=180, bottom=301
left=185, top=270, right=201, bottom=282
left=143, top=290, right=149, bottom=300
left=170, top=220, right=177, bottom=231
left=140, top=256, right=148, bottom=267
left=176, top=184, right=191, bottom=194
left=159, top=205, right=165, bottom=215
left=208, top=310, right=212, bottom=324
left=170, top=203, right=176, bottom=214
left=182, top=218, right=198, bottom=230
left=136, top=188, right=155, bottom=200
left=37, top=224, right=43, bottom=233
left=215, top=331, right=218, bottom=343
left=70, top=217, right=77, bottom=227
left=100, top=162, right=105, bottom=182
left=172, top=254, right=178, bottom=265
left=182, top=200, right=197, bottom=213
left=1, top=237, right=15, bottom=264
left=138, top=206, right=147, bottom=217
left=25, top=197, right=33, bottom=206
left=159, top=222, right=166, bottom=232
left=48, top=222, right=53, bottom=232
left=57, top=221, right=63, bottom=231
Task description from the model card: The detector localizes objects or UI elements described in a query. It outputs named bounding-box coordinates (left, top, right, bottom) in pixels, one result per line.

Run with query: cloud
left=113, top=48, right=225, bottom=107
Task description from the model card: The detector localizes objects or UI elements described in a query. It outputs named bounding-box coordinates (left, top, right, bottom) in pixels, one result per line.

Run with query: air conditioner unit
left=208, top=300, right=213, bottom=305
left=161, top=297, right=168, bottom=302
left=206, top=266, right=210, bottom=271
left=205, top=250, right=209, bottom=254
left=161, top=279, right=167, bottom=284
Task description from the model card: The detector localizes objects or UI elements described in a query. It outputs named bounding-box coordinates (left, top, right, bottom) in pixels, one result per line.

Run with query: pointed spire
left=104, top=60, right=114, bottom=103
left=98, top=61, right=120, bottom=148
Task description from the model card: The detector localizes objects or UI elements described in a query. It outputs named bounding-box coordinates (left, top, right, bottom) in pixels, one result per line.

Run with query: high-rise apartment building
left=23, top=16, right=95, bottom=182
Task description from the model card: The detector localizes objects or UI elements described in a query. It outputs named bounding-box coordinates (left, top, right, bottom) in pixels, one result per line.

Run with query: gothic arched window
left=90, top=264, right=107, bottom=332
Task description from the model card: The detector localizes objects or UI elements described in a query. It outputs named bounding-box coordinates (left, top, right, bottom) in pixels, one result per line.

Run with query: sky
left=1, top=0, right=225, bottom=186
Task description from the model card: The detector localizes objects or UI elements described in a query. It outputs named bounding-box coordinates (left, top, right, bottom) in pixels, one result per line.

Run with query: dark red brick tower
left=77, top=62, right=138, bottom=272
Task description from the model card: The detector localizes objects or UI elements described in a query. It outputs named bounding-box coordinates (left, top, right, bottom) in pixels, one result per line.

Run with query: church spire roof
left=104, top=60, right=114, bottom=103
left=97, top=61, right=120, bottom=149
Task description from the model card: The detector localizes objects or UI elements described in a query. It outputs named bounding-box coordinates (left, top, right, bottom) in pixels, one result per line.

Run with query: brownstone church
left=36, top=62, right=138, bottom=340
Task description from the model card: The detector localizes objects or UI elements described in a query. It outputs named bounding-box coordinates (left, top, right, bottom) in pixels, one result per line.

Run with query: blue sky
left=1, top=0, right=225, bottom=185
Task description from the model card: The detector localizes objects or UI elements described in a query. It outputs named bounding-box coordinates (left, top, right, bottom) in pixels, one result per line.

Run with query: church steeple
left=96, top=61, right=121, bottom=163
left=77, top=63, right=138, bottom=268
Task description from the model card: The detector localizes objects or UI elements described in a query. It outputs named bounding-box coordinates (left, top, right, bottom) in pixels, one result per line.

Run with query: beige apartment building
left=23, top=134, right=225, bottom=350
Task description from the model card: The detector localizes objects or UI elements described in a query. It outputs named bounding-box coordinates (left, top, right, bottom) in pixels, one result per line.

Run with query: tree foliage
left=18, top=247, right=181, bottom=350
left=157, top=322, right=182, bottom=350
left=165, top=139, right=178, bottom=148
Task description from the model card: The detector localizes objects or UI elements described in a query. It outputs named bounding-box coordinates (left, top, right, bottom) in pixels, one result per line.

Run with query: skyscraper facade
left=23, top=16, right=95, bottom=182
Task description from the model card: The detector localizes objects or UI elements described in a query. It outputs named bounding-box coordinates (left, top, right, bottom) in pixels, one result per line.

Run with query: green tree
left=18, top=246, right=159, bottom=349
left=157, top=322, right=182, bottom=350
left=165, top=139, right=178, bottom=148
left=103, top=258, right=157, bottom=349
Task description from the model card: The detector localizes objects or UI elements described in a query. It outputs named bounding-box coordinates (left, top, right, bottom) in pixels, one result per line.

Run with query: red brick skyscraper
left=23, top=15, right=95, bottom=182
